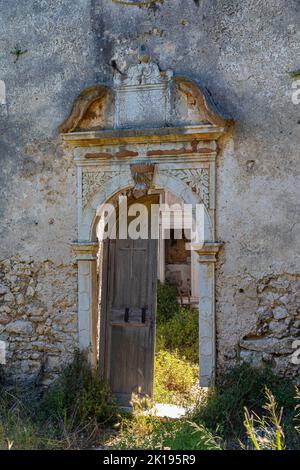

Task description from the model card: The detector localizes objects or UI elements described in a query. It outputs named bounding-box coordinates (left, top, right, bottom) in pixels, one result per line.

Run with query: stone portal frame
left=62, top=61, right=232, bottom=387
left=69, top=130, right=223, bottom=387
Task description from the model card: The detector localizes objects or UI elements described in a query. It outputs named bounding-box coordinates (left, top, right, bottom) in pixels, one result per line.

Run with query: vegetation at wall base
left=154, top=280, right=199, bottom=405
left=107, top=282, right=300, bottom=450
left=39, top=350, right=116, bottom=426
left=112, top=416, right=222, bottom=450
left=0, top=350, right=116, bottom=450
left=111, top=393, right=222, bottom=450
left=112, top=364, right=300, bottom=450
left=191, top=363, right=295, bottom=438
left=0, top=280, right=299, bottom=450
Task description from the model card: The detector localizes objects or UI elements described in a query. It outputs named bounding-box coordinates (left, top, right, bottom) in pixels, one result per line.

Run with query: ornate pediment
left=58, top=85, right=112, bottom=133
left=59, top=56, right=232, bottom=135
left=113, top=59, right=171, bottom=87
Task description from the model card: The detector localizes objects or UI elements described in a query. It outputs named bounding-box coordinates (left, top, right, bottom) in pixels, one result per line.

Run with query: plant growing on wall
left=10, top=45, right=27, bottom=63
left=288, top=70, right=300, bottom=78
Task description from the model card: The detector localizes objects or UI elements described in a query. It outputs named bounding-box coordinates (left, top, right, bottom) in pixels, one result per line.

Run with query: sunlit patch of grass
left=154, top=349, right=199, bottom=406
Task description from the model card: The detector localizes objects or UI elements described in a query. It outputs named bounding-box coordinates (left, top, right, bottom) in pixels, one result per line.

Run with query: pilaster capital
left=72, top=241, right=99, bottom=261
left=191, top=242, right=224, bottom=263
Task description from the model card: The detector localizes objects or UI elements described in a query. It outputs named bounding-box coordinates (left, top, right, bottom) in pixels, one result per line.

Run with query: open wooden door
left=100, top=195, right=158, bottom=406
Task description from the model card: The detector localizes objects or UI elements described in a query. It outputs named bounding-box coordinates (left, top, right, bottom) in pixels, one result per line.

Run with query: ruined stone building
left=0, top=1, right=299, bottom=398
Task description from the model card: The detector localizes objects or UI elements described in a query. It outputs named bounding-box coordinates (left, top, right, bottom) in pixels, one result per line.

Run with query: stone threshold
left=120, top=403, right=187, bottom=420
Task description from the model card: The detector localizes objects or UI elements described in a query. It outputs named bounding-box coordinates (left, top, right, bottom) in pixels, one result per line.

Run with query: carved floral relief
left=159, top=168, right=209, bottom=208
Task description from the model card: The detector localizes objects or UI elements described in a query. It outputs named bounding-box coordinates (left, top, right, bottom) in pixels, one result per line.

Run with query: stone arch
left=83, top=169, right=213, bottom=243
left=80, top=171, right=134, bottom=241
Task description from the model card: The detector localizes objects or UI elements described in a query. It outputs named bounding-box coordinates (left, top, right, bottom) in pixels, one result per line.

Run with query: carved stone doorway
left=61, top=54, right=232, bottom=391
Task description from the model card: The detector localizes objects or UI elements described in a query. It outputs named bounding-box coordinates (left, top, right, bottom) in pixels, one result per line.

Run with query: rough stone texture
left=0, top=1, right=299, bottom=382
left=0, top=258, right=77, bottom=383
left=217, top=272, right=300, bottom=378
left=236, top=274, right=300, bottom=378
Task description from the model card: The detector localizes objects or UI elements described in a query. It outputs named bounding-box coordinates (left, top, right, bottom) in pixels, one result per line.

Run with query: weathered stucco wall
left=0, top=0, right=299, bottom=383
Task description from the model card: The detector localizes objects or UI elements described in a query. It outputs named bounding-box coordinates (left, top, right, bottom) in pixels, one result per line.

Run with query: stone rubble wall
left=239, top=274, right=300, bottom=377
left=217, top=273, right=300, bottom=381
left=0, top=258, right=77, bottom=384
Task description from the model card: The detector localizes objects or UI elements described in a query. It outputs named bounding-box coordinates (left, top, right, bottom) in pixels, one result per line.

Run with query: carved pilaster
left=193, top=242, right=223, bottom=386
left=72, top=242, right=99, bottom=366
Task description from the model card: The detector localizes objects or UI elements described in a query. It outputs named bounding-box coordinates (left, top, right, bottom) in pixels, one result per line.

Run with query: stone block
left=273, top=306, right=289, bottom=320
left=6, top=320, right=33, bottom=335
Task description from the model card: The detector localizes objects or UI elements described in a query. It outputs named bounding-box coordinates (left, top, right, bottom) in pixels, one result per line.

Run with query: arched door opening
left=95, top=188, right=200, bottom=407
left=96, top=192, right=159, bottom=406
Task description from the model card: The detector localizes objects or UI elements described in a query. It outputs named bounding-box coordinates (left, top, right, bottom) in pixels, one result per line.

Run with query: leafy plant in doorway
left=154, top=350, right=198, bottom=406
left=156, top=280, right=180, bottom=324
left=156, top=306, right=198, bottom=363
left=155, top=281, right=199, bottom=406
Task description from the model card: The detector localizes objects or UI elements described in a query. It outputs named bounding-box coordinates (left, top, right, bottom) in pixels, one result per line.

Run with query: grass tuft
left=190, top=362, right=297, bottom=447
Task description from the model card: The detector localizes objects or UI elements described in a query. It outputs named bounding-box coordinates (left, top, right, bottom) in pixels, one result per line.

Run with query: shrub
left=156, top=281, right=180, bottom=324
left=191, top=362, right=296, bottom=442
left=40, top=350, right=116, bottom=428
left=0, top=389, right=44, bottom=450
left=0, top=416, right=43, bottom=450
left=156, top=307, right=198, bottom=363
left=115, top=418, right=222, bottom=450
left=154, top=350, right=198, bottom=406
left=0, top=350, right=117, bottom=450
